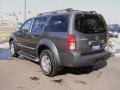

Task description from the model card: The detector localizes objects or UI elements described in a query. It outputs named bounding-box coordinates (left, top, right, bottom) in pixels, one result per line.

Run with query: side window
left=46, top=15, right=69, bottom=32
left=31, top=18, right=42, bottom=33
left=42, top=17, right=47, bottom=23
left=31, top=17, right=47, bottom=33
left=21, top=19, right=32, bottom=33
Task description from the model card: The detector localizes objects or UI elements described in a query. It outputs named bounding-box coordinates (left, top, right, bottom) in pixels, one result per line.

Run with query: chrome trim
left=29, top=18, right=35, bottom=33
left=18, top=43, right=35, bottom=50
left=18, top=51, right=39, bottom=62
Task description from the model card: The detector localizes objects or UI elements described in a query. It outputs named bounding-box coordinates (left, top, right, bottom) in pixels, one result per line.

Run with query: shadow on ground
left=0, top=49, right=11, bottom=59
left=57, top=60, right=107, bottom=76
left=0, top=48, right=111, bottom=76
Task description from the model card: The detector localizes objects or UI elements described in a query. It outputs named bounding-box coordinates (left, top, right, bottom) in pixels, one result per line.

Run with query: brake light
left=66, top=34, right=76, bottom=51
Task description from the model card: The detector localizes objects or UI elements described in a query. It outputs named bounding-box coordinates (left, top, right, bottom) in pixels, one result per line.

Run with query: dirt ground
left=0, top=53, right=120, bottom=90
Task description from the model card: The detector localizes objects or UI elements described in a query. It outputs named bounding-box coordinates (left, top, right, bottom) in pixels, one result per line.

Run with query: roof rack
left=37, top=8, right=74, bottom=16
left=37, top=8, right=97, bottom=16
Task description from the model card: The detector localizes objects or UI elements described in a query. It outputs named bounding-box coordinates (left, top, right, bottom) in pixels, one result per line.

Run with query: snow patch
left=106, top=34, right=120, bottom=57
left=0, top=43, right=9, bottom=49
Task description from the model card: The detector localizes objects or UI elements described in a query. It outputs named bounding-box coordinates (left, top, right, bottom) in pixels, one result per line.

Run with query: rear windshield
left=75, top=14, right=106, bottom=34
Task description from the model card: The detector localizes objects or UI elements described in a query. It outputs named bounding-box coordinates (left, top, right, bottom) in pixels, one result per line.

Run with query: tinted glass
left=31, top=17, right=47, bottom=33
left=75, top=14, right=106, bottom=34
left=42, top=17, right=47, bottom=22
left=31, top=18, right=42, bottom=33
left=46, top=15, right=69, bottom=32
left=21, top=19, right=32, bottom=33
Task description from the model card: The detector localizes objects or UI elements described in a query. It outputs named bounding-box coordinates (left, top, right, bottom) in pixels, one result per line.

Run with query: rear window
left=75, top=14, right=106, bottom=34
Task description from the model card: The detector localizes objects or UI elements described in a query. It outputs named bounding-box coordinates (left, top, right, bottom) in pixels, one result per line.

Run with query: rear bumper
left=60, top=51, right=110, bottom=67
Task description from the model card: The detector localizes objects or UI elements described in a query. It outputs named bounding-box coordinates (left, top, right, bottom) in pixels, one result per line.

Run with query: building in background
left=0, top=11, right=34, bottom=26
left=0, top=13, right=18, bottom=26
left=108, top=24, right=120, bottom=33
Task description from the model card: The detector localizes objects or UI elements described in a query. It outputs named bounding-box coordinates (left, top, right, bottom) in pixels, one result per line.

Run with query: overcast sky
left=0, top=0, right=120, bottom=24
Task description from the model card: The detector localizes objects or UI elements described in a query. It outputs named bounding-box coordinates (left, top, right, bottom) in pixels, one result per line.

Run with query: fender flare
left=9, top=34, right=17, bottom=45
left=36, top=39, right=61, bottom=66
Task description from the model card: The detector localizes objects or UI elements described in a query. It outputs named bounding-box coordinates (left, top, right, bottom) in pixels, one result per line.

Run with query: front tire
left=10, top=41, right=19, bottom=57
left=39, top=49, right=59, bottom=77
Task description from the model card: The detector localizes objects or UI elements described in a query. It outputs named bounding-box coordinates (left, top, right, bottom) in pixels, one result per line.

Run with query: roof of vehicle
left=37, top=8, right=99, bottom=17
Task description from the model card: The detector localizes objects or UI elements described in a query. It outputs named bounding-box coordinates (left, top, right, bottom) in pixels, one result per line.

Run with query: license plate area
left=91, top=42, right=101, bottom=52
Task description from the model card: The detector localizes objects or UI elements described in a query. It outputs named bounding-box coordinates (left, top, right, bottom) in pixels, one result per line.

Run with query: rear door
left=74, top=14, right=107, bottom=54
left=45, top=15, right=69, bottom=53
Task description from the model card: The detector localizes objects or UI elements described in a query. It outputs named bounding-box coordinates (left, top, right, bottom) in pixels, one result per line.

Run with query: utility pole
left=24, top=0, right=26, bottom=21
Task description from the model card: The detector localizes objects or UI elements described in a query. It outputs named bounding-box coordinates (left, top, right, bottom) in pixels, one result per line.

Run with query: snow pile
left=0, top=43, right=9, bottom=49
left=106, top=33, right=120, bottom=57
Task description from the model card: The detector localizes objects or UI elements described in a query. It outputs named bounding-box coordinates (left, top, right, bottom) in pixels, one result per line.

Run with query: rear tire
left=39, top=49, right=60, bottom=77
left=10, top=41, right=19, bottom=57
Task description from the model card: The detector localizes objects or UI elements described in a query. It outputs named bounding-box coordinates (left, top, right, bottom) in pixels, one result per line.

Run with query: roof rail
left=37, top=9, right=98, bottom=16
left=89, top=11, right=97, bottom=14
left=37, top=8, right=74, bottom=16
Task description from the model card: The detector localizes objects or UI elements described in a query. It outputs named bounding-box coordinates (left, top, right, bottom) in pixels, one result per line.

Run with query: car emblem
left=95, top=36, right=99, bottom=41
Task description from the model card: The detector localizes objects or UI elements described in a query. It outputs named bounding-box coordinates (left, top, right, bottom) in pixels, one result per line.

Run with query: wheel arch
left=9, top=34, right=17, bottom=45
left=36, top=39, right=61, bottom=66
left=9, top=38, right=13, bottom=43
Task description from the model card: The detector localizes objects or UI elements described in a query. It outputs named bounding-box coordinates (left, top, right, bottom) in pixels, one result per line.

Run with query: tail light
left=66, top=34, right=76, bottom=51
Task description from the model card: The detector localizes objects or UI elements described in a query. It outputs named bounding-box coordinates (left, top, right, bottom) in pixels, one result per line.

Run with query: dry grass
left=0, top=32, right=11, bottom=42
left=0, top=27, right=16, bottom=43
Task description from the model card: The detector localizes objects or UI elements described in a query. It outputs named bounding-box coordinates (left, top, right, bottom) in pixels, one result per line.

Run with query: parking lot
left=0, top=27, right=120, bottom=90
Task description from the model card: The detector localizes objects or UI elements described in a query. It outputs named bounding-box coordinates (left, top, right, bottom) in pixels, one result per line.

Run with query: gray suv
left=9, top=8, right=108, bottom=76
